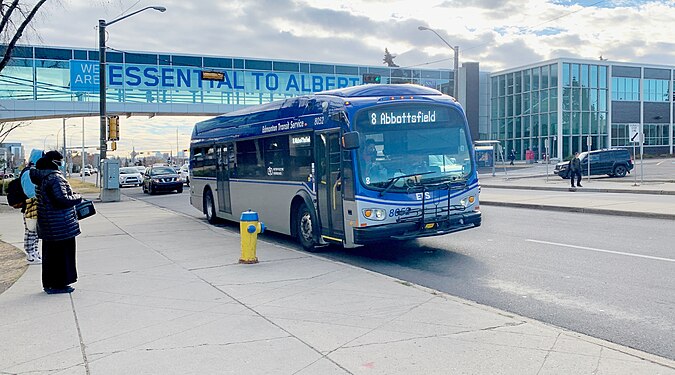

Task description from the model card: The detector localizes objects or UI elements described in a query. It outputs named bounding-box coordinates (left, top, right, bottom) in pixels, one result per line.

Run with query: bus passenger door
left=217, top=144, right=232, bottom=213
left=315, top=131, right=345, bottom=240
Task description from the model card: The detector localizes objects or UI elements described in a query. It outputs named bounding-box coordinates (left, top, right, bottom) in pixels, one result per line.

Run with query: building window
left=643, top=123, right=669, bottom=145
left=643, top=79, right=669, bottom=102
left=571, top=64, right=580, bottom=87
left=599, top=66, right=608, bottom=89
left=612, top=123, right=668, bottom=146
left=550, top=64, right=558, bottom=87
left=611, top=77, right=640, bottom=101
left=581, top=65, right=589, bottom=87
left=562, top=63, right=570, bottom=87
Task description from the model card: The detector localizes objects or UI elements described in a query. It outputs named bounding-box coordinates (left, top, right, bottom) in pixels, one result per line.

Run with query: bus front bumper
left=353, top=211, right=482, bottom=244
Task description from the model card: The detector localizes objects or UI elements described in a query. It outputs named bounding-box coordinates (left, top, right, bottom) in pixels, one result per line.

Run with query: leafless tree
left=0, top=0, right=48, bottom=73
left=0, top=121, right=25, bottom=144
left=1, top=1, right=47, bottom=152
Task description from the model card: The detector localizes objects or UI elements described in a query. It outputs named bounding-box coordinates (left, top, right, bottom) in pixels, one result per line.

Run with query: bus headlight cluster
left=362, top=208, right=387, bottom=221
left=460, top=195, right=476, bottom=207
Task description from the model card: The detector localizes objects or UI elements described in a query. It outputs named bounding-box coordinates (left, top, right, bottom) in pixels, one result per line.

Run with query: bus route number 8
left=371, top=113, right=377, bottom=125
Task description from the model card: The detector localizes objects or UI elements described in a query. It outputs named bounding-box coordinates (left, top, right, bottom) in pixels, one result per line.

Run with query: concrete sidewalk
left=1, top=197, right=674, bottom=374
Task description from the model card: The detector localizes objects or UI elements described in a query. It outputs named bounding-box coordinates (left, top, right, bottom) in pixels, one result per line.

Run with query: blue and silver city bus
left=189, top=84, right=481, bottom=250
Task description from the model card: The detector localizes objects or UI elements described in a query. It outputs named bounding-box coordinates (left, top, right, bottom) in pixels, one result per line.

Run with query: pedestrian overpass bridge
left=0, top=45, right=452, bottom=122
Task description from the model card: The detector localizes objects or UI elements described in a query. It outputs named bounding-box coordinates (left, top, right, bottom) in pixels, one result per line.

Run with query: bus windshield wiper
left=379, top=171, right=435, bottom=197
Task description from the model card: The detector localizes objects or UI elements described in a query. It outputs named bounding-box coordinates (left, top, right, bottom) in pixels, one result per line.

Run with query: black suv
left=554, top=149, right=633, bottom=179
left=143, top=165, right=183, bottom=194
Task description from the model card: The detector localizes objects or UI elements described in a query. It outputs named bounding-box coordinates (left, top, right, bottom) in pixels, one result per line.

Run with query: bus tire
left=296, top=202, right=318, bottom=251
left=204, top=189, right=218, bottom=224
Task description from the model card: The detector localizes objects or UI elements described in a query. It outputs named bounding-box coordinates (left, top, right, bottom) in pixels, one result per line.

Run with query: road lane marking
left=526, top=239, right=675, bottom=263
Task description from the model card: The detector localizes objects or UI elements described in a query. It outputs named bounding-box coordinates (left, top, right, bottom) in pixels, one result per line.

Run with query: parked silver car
left=119, top=167, right=143, bottom=187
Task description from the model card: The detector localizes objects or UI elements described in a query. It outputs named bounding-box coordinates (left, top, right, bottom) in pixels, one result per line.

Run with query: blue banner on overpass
left=70, top=60, right=362, bottom=94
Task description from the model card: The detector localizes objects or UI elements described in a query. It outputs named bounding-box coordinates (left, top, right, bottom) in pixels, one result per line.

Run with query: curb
left=480, top=173, right=675, bottom=184
left=480, top=200, right=675, bottom=221
left=480, top=184, right=675, bottom=196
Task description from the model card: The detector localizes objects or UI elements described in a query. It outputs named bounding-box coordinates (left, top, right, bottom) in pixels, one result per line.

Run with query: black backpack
left=6, top=170, right=28, bottom=209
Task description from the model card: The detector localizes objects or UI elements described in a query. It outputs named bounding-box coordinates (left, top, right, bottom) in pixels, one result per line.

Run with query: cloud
left=6, top=0, right=675, bottom=155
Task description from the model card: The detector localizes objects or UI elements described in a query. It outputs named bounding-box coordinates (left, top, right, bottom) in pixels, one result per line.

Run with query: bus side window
left=263, top=135, right=290, bottom=180
left=192, top=147, right=204, bottom=177
left=236, top=140, right=263, bottom=178
left=289, top=132, right=313, bottom=182
left=204, top=146, right=216, bottom=177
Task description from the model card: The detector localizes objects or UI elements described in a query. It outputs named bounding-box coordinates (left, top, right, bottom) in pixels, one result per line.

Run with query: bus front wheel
left=204, top=190, right=218, bottom=224
left=296, top=203, right=318, bottom=251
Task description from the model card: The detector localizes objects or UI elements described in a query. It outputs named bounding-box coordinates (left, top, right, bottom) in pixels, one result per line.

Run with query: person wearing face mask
left=30, top=150, right=83, bottom=294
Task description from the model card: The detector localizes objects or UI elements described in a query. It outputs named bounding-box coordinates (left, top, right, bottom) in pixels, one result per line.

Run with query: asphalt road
left=125, top=186, right=675, bottom=360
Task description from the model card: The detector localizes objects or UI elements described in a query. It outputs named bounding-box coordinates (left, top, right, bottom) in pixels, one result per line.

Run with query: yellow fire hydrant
left=239, top=210, right=265, bottom=264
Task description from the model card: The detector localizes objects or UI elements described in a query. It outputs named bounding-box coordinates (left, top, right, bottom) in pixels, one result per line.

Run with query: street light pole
left=99, top=6, right=166, bottom=160
left=43, top=134, right=54, bottom=150
left=62, top=118, right=67, bottom=174
left=418, top=26, right=459, bottom=100
left=98, top=5, right=166, bottom=199
left=98, top=19, right=107, bottom=163
left=82, top=117, right=85, bottom=183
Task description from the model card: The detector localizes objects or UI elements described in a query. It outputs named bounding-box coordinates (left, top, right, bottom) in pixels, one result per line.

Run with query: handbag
left=75, top=200, right=96, bottom=220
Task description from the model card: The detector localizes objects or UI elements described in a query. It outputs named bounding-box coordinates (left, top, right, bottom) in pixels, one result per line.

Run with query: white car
left=80, top=167, right=91, bottom=176
left=135, top=166, right=147, bottom=175
left=118, top=167, right=143, bottom=187
left=179, top=165, right=190, bottom=186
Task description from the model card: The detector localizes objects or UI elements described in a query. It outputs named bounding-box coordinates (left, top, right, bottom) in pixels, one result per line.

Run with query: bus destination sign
left=368, top=110, right=438, bottom=125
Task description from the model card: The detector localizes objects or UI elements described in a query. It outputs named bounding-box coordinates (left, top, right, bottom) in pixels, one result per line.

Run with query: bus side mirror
left=342, top=131, right=360, bottom=150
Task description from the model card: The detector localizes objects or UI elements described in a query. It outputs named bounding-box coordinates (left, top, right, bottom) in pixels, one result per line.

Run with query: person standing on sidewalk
left=30, top=151, right=82, bottom=294
left=570, top=152, right=582, bottom=188
left=20, top=149, right=44, bottom=265
left=508, top=149, right=516, bottom=165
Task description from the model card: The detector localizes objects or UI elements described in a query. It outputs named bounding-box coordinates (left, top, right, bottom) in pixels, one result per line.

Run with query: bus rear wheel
left=204, top=190, right=218, bottom=224
left=296, top=203, right=318, bottom=251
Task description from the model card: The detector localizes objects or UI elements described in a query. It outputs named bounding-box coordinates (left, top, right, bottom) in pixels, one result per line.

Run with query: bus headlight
left=460, top=196, right=475, bottom=207
left=362, top=208, right=387, bottom=221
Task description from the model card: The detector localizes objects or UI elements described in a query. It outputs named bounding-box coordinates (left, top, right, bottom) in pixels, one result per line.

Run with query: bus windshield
left=354, top=103, right=472, bottom=191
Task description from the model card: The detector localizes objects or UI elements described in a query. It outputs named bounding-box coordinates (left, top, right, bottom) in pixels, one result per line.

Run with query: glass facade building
left=490, top=59, right=674, bottom=159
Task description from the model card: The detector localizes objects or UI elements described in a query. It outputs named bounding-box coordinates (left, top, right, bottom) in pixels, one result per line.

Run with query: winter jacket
left=30, top=159, right=82, bottom=241
left=570, top=157, right=581, bottom=172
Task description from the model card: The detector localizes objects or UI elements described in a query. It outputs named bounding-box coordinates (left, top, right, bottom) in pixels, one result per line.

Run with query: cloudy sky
left=7, top=0, right=675, bottom=157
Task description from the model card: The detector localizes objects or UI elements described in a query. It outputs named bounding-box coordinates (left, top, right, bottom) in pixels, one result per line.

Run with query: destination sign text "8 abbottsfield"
left=369, top=110, right=438, bottom=125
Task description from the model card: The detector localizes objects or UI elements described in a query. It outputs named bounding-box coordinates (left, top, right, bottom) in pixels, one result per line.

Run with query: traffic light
left=108, top=115, right=120, bottom=141
left=362, top=74, right=381, bottom=84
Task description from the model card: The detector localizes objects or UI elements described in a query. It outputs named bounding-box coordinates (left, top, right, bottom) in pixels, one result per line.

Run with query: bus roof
left=317, top=84, right=443, bottom=98
left=192, top=84, right=453, bottom=142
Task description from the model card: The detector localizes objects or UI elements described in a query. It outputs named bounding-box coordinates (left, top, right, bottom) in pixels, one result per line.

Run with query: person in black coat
left=569, top=152, right=583, bottom=188
left=29, top=151, right=83, bottom=294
